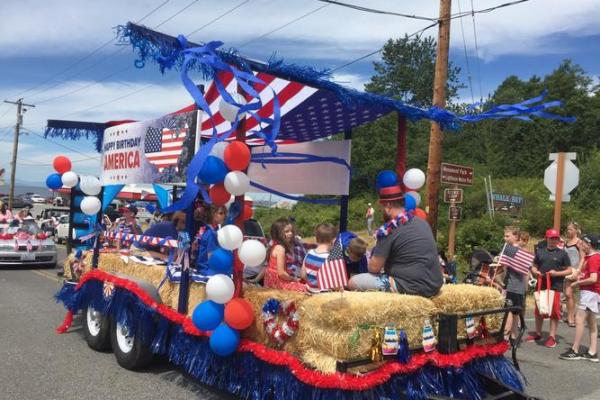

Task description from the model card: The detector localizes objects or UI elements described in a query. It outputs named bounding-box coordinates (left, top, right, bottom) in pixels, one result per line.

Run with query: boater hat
left=378, top=185, right=404, bottom=204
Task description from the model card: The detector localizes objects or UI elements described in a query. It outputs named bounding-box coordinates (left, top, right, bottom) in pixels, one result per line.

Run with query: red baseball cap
left=545, top=228, right=560, bottom=238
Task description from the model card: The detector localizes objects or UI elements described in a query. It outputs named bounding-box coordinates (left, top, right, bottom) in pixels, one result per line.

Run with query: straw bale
left=431, top=284, right=505, bottom=337
left=300, top=349, right=338, bottom=374
left=302, top=291, right=437, bottom=331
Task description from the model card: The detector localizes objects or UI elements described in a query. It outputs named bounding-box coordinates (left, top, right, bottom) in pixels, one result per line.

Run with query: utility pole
left=425, top=0, right=452, bottom=237
left=3, top=98, right=35, bottom=210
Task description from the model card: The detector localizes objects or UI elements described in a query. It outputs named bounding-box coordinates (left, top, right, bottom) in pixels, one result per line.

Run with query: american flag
left=144, top=126, right=187, bottom=171
left=317, top=238, right=348, bottom=291
left=199, top=71, right=387, bottom=145
left=499, top=244, right=535, bottom=276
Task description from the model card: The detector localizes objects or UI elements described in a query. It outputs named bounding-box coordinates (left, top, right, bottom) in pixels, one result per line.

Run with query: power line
left=317, top=0, right=437, bottom=21
left=457, top=0, right=475, bottom=103
left=17, top=155, right=100, bottom=166
left=154, top=0, right=200, bottom=29
left=469, top=0, right=484, bottom=101
left=239, top=4, right=330, bottom=48
left=21, top=127, right=102, bottom=159
left=186, top=0, right=250, bottom=37
left=11, top=0, right=172, bottom=100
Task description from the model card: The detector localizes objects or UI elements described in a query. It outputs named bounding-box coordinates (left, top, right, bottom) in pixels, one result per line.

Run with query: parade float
left=47, top=22, right=575, bottom=399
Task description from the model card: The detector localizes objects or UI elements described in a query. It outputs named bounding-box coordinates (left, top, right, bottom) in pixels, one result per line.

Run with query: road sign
left=441, top=163, right=474, bottom=186
left=491, top=192, right=524, bottom=216
left=544, top=153, right=578, bottom=202
left=448, top=206, right=462, bottom=221
left=443, top=188, right=463, bottom=203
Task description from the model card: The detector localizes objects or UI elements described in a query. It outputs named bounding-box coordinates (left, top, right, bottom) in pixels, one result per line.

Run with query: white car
left=30, top=195, right=47, bottom=203
left=54, top=215, right=71, bottom=244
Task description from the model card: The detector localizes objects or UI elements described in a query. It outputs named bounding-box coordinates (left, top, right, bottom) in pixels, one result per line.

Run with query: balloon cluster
left=376, top=168, right=428, bottom=219
left=45, top=155, right=103, bottom=216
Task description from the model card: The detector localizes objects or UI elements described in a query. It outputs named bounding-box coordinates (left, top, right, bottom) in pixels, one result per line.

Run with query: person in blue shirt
left=136, top=211, right=186, bottom=260
left=193, top=205, right=227, bottom=275
left=339, top=231, right=368, bottom=276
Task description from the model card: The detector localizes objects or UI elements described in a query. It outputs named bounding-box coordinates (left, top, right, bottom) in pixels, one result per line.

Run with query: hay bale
left=431, top=284, right=505, bottom=337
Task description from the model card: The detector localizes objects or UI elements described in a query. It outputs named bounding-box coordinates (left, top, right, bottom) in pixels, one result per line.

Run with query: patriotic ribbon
left=107, top=231, right=178, bottom=248
left=375, top=210, right=414, bottom=240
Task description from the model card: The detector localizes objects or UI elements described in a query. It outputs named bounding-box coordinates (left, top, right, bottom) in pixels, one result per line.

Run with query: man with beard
left=348, top=185, right=443, bottom=297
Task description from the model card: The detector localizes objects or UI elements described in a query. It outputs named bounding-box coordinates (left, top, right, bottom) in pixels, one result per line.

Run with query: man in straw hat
left=348, top=185, right=443, bottom=297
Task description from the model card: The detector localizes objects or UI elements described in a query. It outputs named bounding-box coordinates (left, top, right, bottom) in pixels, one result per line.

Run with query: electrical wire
left=59, top=85, right=153, bottom=119
left=154, top=0, right=200, bottom=29
left=457, top=0, right=475, bottom=103
left=20, top=127, right=102, bottom=159
left=10, top=0, right=172, bottom=100
left=469, top=0, right=484, bottom=102
left=17, top=155, right=100, bottom=166
left=186, top=0, right=250, bottom=37
left=317, top=0, right=437, bottom=22
left=238, top=3, right=330, bottom=48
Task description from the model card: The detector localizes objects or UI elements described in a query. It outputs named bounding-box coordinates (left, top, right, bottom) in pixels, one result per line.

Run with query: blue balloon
left=198, top=156, right=228, bottom=184
left=192, top=300, right=224, bottom=331
left=404, top=193, right=417, bottom=211
left=46, top=173, right=63, bottom=190
left=376, top=170, right=398, bottom=190
left=209, top=323, right=240, bottom=356
left=209, top=248, right=234, bottom=274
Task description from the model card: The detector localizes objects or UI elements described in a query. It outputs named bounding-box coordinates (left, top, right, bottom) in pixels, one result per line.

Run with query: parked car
left=0, top=196, right=33, bottom=209
left=30, top=195, right=47, bottom=203
left=0, top=219, right=57, bottom=267
left=37, top=207, right=69, bottom=234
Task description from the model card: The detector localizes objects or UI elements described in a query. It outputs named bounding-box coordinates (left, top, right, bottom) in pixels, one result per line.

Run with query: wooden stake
left=553, top=152, right=565, bottom=231
left=425, top=0, right=452, bottom=237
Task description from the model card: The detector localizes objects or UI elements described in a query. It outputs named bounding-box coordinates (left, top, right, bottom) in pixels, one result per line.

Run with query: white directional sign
left=544, top=152, right=578, bottom=202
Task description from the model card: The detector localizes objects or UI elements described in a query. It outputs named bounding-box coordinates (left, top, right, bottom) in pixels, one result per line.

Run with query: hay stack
left=431, top=284, right=505, bottom=337
left=298, top=291, right=437, bottom=361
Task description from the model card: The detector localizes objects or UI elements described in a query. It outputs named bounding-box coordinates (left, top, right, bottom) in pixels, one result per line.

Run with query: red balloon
left=243, top=204, right=253, bottom=220
left=414, top=208, right=428, bottom=220
left=224, top=298, right=254, bottom=330
left=224, top=141, right=251, bottom=171
left=53, top=156, right=72, bottom=174
left=209, top=184, right=231, bottom=206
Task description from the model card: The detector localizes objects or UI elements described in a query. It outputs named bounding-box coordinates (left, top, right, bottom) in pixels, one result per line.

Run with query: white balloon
left=224, top=171, right=250, bottom=196
left=238, top=239, right=267, bottom=268
left=80, top=196, right=101, bottom=216
left=403, top=168, right=426, bottom=190
left=217, top=224, right=243, bottom=250
left=218, top=93, right=247, bottom=122
left=209, top=141, right=229, bottom=160
left=80, top=175, right=102, bottom=196
left=61, top=171, right=79, bottom=188
left=205, top=274, right=235, bottom=304
left=405, top=191, right=421, bottom=206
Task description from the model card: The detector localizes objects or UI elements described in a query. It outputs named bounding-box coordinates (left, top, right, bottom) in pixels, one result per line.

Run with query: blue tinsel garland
left=55, top=279, right=525, bottom=400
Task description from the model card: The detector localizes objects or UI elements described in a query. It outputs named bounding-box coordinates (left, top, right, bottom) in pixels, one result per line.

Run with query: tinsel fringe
left=55, top=269, right=525, bottom=399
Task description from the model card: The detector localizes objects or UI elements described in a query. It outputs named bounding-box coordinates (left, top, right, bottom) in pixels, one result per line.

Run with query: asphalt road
left=1, top=247, right=598, bottom=400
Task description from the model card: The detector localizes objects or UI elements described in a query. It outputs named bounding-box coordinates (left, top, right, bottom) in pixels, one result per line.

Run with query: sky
left=0, top=0, right=599, bottom=188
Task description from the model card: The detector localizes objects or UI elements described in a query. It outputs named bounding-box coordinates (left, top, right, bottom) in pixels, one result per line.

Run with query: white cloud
left=331, top=73, right=368, bottom=91
left=1, top=0, right=598, bottom=62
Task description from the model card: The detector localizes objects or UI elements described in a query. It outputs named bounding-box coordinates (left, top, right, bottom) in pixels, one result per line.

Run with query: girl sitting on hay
left=264, top=218, right=307, bottom=292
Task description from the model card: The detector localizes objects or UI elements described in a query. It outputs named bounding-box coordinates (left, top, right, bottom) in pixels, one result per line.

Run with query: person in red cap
left=348, top=184, right=443, bottom=297
left=527, top=228, right=573, bottom=348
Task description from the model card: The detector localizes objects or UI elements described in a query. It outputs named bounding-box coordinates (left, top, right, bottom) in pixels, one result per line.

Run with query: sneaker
left=581, top=352, right=600, bottom=363
left=544, top=336, right=557, bottom=348
left=526, top=333, right=542, bottom=342
left=559, top=348, right=582, bottom=360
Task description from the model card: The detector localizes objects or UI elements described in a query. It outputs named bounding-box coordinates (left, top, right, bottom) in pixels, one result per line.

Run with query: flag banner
left=248, top=140, right=351, bottom=196
left=317, top=238, right=348, bottom=291
left=498, top=244, right=535, bottom=276
left=101, top=111, right=198, bottom=185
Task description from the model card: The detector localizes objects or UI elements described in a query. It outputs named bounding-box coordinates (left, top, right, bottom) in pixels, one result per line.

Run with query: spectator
left=564, top=221, right=584, bottom=327
left=560, top=234, right=600, bottom=362
left=301, top=223, right=337, bottom=293
left=264, top=218, right=307, bottom=292
left=526, top=228, right=573, bottom=348
left=365, top=203, right=375, bottom=236
left=0, top=201, right=12, bottom=226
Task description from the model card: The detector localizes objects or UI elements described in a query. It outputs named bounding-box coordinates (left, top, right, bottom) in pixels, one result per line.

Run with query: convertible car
left=0, top=219, right=57, bottom=267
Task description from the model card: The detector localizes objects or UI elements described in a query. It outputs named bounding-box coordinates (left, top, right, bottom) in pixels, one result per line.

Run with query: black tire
left=110, top=312, right=153, bottom=370
left=83, top=306, right=111, bottom=351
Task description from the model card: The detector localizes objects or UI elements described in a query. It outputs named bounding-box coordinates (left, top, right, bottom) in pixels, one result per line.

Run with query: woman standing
left=564, top=221, right=584, bottom=327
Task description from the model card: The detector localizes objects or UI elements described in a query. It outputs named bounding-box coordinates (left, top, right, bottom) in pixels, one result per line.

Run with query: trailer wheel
left=110, top=313, right=153, bottom=370
left=83, top=306, right=111, bottom=351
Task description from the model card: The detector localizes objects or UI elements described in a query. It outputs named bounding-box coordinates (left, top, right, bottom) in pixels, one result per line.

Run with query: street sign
left=441, top=163, right=474, bottom=186
left=448, top=206, right=462, bottom=221
left=491, top=193, right=524, bottom=216
left=544, top=152, right=578, bottom=202
left=443, top=188, right=463, bottom=203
